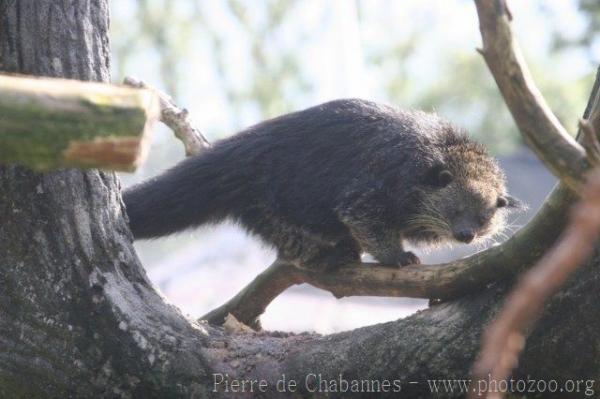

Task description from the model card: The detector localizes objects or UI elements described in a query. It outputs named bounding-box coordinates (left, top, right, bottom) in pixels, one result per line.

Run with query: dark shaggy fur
left=124, top=99, right=520, bottom=270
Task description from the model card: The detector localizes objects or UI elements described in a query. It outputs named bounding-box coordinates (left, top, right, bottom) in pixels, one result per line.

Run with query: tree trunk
left=1, top=1, right=600, bottom=398
left=0, top=1, right=209, bottom=397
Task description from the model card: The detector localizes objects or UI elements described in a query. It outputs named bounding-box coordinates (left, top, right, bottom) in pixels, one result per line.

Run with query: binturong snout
left=454, top=229, right=476, bottom=244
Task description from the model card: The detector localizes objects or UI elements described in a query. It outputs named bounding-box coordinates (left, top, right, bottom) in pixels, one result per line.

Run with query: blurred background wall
left=111, top=0, right=600, bottom=333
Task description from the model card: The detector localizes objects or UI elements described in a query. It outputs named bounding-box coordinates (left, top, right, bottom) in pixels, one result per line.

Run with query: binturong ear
left=497, top=195, right=526, bottom=211
left=426, top=164, right=454, bottom=188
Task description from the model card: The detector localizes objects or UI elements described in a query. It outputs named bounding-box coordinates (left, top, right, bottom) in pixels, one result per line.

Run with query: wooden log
left=0, top=74, right=159, bottom=171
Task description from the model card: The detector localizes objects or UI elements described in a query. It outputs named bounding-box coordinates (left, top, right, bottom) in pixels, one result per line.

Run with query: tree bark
left=1, top=1, right=600, bottom=398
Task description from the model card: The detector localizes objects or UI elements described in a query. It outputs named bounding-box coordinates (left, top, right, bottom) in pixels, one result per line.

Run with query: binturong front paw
left=379, top=251, right=421, bottom=267
left=396, top=251, right=421, bottom=266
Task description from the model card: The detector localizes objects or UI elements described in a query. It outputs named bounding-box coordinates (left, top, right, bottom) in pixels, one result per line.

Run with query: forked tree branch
left=474, top=0, right=590, bottom=191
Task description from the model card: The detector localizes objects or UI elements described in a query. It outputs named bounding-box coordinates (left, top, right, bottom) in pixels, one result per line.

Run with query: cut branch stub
left=0, top=74, right=159, bottom=171
left=475, top=0, right=589, bottom=191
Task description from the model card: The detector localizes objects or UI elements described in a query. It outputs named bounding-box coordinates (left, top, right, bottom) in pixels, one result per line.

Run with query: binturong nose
left=454, top=230, right=476, bottom=244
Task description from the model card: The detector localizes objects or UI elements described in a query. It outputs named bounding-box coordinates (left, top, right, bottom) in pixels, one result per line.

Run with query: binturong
left=123, top=99, right=523, bottom=270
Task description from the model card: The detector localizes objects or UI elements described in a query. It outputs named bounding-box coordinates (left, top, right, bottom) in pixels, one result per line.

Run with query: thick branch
left=475, top=0, right=589, bottom=191
left=202, top=260, right=302, bottom=328
left=0, top=74, right=159, bottom=171
left=200, top=253, right=600, bottom=398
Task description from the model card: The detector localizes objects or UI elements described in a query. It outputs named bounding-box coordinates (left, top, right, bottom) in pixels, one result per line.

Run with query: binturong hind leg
left=241, top=210, right=361, bottom=272
left=272, top=227, right=361, bottom=272
left=295, top=238, right=362, bottom=272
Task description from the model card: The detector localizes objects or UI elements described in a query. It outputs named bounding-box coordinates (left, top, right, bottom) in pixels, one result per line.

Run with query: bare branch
left=123, top=76, right=210, bottom=156
left=470, top=169, right=600, bottom=399
left=202, top=260, right=301, bottom=329
left=474, top=0, right=589, bottom=191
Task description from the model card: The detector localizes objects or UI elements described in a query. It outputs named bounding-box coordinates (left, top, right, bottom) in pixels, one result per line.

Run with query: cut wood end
left=60, top=86, right=159, bottom=172
left=62, top=135, right=152, bottom=172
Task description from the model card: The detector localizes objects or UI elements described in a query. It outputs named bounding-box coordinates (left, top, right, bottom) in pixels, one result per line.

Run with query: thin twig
left=470, top=169, right=600, bottom=399
left=123, top=76, right=211, bottom=156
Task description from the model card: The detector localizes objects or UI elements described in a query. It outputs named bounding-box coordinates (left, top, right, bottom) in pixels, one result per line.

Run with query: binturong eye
left=437, top=170, right=454, bottom=187
left=496, top=196, right=508, bottom=208
left=426, top=164, right=454, bottom=188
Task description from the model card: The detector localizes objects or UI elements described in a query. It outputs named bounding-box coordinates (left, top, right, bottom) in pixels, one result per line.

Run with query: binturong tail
left=122, top=149, right=245, bottom=240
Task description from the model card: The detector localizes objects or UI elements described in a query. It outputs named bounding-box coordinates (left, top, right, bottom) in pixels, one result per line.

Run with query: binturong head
left=404, top=132, right=525, bottom=247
